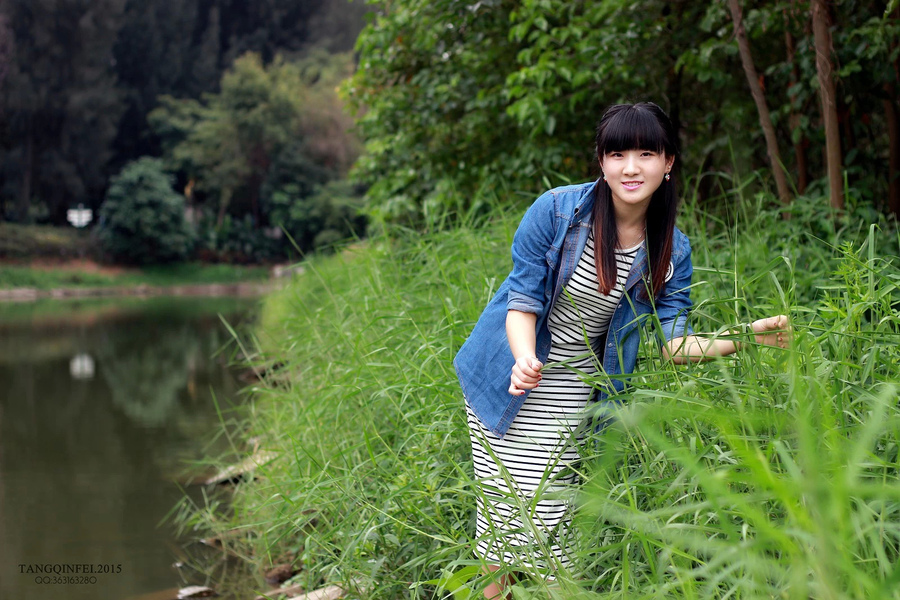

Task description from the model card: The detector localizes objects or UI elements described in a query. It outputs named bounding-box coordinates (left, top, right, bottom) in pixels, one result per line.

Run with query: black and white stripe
left=546, top=230, right=637, bottom=363
left=468, top=229, right=639, bottom=576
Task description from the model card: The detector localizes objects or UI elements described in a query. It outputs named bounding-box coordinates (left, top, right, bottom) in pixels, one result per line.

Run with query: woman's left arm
left=663, top=315, right=791, bottom=364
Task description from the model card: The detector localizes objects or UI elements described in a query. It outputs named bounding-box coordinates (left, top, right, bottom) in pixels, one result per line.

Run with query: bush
left=0, top=222, right=95, bottom=259
left=98, top=158, right=195, bottom=265
left=206, top=214, right=283, bottom=263
left=267, top=179, right=367, bottom=255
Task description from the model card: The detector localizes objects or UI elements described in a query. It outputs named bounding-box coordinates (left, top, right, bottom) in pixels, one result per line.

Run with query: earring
left=602, top=174, right=607, bottom=181
left=665, top=173, right=671, bottom=182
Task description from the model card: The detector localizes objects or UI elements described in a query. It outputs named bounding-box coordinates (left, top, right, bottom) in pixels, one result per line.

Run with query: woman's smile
left=601, top=148, right=673, bottom=208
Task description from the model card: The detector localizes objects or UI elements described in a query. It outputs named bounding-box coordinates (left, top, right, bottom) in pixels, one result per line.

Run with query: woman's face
left=600, top=149, right=674, bottom=211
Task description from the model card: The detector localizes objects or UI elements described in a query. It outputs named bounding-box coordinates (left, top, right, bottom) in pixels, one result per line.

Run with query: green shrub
left=0, top=222, right=94, bottom=259
left=192, top=213, right=283, bottom=263
left=97, top=158, right=195, bottom=265
left=267, top=179, right=367, bottom=255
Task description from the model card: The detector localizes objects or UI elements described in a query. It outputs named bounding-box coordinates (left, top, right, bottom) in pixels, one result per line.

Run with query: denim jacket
left=453, top=179, right=694, bottom=438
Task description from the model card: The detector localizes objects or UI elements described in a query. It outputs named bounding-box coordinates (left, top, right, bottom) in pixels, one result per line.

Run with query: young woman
left=453, top=102, right=788, bottom=598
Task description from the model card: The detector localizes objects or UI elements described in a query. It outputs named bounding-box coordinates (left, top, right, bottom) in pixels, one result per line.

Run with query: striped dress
left=466, top=229, right=639, bottom=577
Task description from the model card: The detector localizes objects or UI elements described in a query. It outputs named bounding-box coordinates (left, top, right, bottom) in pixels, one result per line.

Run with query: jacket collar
left=624, top=228, right=688, bottom=292
left=570, top=180, right=688, bottom=292
left=570, top=179, right=599, bottom=224
left=625, top=246, right=648, bottom=292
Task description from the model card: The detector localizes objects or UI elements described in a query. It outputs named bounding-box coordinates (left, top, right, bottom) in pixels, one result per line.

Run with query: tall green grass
left=176, top=205, right=519, bottom=598
left=575, top=225, right=900, bottom=599
left=180, top=182, right=900, bottom=600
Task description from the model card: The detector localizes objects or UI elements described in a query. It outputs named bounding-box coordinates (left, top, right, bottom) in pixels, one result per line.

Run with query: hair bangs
left=597, top=105, right=670, bottom=157
left=593, top=101, right=680, bottom=299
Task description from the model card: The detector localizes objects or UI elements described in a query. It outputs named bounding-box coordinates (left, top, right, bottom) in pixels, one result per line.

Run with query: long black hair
left=593, top=102, right=679, bottom=300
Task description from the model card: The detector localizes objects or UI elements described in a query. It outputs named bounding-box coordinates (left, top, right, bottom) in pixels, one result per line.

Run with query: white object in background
left=66, top=204, right=93, bottom=228
left=70, top=353, right=95, bottom=380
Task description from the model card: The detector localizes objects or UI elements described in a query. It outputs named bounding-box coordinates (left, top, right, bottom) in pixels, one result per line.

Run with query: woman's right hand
left=509, top=356, right=543, bottom=396
left=751, top=315, right=791, bottom=349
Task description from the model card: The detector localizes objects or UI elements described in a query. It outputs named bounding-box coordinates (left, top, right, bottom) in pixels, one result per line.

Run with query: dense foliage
left=97, top=158, right=194, bottom=265
left=347, top=0, right=900, bottom=225
left=0, top=0, right=366, bottom=225
left=149, top=51, right=365, bottom=260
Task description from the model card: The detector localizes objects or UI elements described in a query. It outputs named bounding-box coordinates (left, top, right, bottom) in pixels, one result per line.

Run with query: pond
left=0, top=296, right=263, bottom=600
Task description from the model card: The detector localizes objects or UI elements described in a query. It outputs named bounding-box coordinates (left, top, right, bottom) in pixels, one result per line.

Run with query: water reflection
left=0, top=297, right=260, bottom=600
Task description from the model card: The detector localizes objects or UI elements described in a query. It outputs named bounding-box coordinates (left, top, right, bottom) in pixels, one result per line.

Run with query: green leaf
left=423, top=565, right=482, bottom=600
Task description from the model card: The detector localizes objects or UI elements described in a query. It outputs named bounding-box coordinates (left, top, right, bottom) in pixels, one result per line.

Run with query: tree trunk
left=811, top=0, right=844, bottom=211
left=785, top=27, right=808, bottom=194
left=887, top=5, right=900, bottom=219
left=49, top=185, right=67, bottom=226
left=0, top=14, right=11, bottom=90
left=667, top=64, right=683, bottom=146
left=727, top=0, right=792, bottom=207
left=886, top=88, right=900, bottom=219
left=217, top=189, right=231, bottom=230
left=666, top=0, right=686, bottom=143
left=18, top=120, right=34, bottom=223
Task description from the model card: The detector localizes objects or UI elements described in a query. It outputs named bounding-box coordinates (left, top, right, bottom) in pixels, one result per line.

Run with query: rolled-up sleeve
left=654, top=242, right=694, bottom=343
left=506, top=191, right=555, bottom=318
